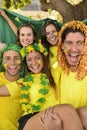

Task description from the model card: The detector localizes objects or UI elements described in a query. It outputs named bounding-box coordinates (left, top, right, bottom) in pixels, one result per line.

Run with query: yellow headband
left=20, top=43, right=48, bottom=58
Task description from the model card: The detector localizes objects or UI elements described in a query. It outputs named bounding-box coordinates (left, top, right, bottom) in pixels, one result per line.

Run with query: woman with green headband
left=0, top=43, right=24, bottom=130
left=18, top=43, right=83, bottom=130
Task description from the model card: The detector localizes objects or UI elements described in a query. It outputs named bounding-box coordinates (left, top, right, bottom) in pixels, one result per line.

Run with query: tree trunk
left=39, top=0, right=87, bottom=23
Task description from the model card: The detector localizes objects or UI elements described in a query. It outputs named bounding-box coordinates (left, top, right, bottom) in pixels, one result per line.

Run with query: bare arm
left=0, top=9, right=17, bottom=35
left=0, top=85, right=10, bottom=96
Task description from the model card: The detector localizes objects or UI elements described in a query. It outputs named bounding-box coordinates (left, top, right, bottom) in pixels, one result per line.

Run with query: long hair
left=41, top=19, right=61, bottom=51
left=25, top=52, right=56, bottom=90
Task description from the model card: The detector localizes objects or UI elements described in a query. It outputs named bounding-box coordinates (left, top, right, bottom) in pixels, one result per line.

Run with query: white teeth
left=32, top=66, right=38, bottom=69
left=70, top=53, right=79, bottom=56
left=10, top=67, right=16, bottom=69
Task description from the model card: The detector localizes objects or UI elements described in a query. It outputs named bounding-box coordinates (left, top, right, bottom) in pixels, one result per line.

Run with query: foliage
left=0, top=0, right=82, bottom=9
left=2, top=0, right=31, bottom=9
left=46, top=0, right=50, bottom=3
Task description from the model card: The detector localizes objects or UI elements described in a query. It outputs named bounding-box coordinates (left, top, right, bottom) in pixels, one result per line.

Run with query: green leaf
left=39, top=88, right=49, bottom=95
left=37, top=98, right=46, bottom=103
left=31, top=105, right=41, bottom=111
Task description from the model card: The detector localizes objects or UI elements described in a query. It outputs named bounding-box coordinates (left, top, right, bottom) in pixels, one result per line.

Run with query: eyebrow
left=64, top=40, right=85, bottom=43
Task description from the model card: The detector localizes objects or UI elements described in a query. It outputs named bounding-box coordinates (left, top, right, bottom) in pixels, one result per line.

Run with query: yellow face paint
left=3, top=63, right=8, bottom=68
left=16, top=60, right=21, bottom=65
left=64, top=49, right=67, bottom=53
left=38, top=60, right=42, bottom=65
left=54, top=32, right=58, bottom=36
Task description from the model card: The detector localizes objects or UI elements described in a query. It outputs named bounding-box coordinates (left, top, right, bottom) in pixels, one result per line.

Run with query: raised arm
left=0, top=9, right=18, bottom=35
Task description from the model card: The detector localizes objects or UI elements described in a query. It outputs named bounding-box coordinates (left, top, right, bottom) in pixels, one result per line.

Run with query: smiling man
left=0, top=43, right=24, bottom=130
left=57, top=20, right=87, bottom=130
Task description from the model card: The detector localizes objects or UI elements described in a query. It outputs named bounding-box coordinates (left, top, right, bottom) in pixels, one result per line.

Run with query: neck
left=71, top=66, right=77, bottom=72
left=4, top=72, right=19, bottom=82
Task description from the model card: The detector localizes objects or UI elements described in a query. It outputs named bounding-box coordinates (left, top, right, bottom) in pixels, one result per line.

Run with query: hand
left=0, top=43, right=5, bottom=51
left=40, top=107, right=63, bottom=130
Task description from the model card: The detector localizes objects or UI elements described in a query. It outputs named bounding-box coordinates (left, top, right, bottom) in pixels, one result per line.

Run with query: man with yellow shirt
left=0, top=43, right=24, bottom=130
left=57, top=21, right=87, bottom=130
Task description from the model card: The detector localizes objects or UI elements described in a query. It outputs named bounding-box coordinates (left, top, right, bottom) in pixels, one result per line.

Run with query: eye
left=78, top=41, right=84, bottom=45
left=4, top=56, right=10, bottom=61
left=35, top=55, right=41, bottom=60
left=26, top=58, right=31, bottom=62
left=14, top=56, right=20, bottom=60
left=64, top=41, right=72, bottom=46
left=27, top=33, right=33, bottom=36
left=52, top=30, right=57, bottom=34
left=20, top=33, right=25, bottom=36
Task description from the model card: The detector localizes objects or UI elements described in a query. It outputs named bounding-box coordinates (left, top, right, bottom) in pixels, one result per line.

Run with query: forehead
left=46, top=24, right=56, bottom=31
left=20, top=26, right=33, bottom=32
left=26, top=51, right=41, bottom=58
left=64, top=32, right=84, bottom=40
left=3, top=50, right=20, bottom=57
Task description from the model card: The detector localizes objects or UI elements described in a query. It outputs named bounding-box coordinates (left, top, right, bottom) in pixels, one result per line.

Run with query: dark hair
left=61, top=27, right=85, bottom=43
left=41, top=19, right=61, bottom=51
left=42, top=54, right=56, bottom=90
left=17, top=22, right=38, bottom=47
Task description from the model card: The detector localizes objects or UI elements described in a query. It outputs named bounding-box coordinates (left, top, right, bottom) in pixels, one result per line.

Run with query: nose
left=23, top=35, right=28, bottom=40
left=10, top=59, right=15, bottom=65
left=71, top=43, right=78, bottom=51
left=31, top=58, right=36, bottom=65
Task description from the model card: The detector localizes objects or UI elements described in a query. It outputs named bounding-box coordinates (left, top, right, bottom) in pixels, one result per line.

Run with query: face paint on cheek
left=38, top=60, right=42, bottom=65
left=63, top=46, right=68, bottom=53
left=54, top=32, right=58, bottom=36
left=3, top=62, right=8, bottom=69
left=64, top=49, right=67, bottom=53
left=16, top=60, right=21, bottom=66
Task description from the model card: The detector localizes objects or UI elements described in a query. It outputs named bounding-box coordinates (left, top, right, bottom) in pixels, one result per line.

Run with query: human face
left=46, top=24, right=58, bottom=46
left=19, top=27, right=34, bottom=47
left=26, top=51, right=43, bottom=74
left=2, top=50, right=21, bottom=78
left=62, top=32, right=85, bottom=71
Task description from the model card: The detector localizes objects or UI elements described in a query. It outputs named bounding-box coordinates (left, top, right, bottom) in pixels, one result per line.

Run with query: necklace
left=20, top=73, right=50, bottom=114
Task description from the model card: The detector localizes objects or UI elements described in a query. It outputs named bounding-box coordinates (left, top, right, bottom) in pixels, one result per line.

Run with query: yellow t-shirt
left=49, top=46, right=61, bottom=100
left=60, top=71, right=87, bottom=108
left=0, top=72, right=22, bottom=130
left=49, top=46, right=87, bottom=108
left=21, top=73, right=59, bottom=115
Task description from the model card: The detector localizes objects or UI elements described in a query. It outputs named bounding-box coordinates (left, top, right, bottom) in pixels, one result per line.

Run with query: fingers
left=42, top=107, right=54, bottom=122
left=0, top=43, right=5, bottom=51
left=40, top=107, right=63, bottom=130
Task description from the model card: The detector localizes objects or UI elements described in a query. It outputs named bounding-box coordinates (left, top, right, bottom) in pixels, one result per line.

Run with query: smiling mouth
left=69, top=53, right=79, bottom=63
left=9, top=66, right=18, bottom=72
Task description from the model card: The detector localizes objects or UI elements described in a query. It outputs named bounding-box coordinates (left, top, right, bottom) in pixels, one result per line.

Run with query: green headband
left=20, top=42, right=48, bottom=58
left=1, top=43, right=21, bottom=55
